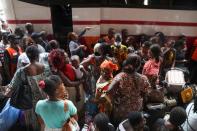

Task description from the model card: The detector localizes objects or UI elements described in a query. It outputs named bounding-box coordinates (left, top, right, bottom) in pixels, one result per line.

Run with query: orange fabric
left=192, top=39, right=197, bottom=61
left=6, top=47, right=22, bottom=77
left=100, top=60, right=119, bottom=71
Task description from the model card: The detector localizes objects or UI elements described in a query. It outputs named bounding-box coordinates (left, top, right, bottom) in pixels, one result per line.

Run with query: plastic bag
left=0, top=99, right=20, bottom=131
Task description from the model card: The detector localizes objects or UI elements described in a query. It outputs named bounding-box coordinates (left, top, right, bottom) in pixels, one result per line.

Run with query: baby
left=71, top=55, right=87, bottom=102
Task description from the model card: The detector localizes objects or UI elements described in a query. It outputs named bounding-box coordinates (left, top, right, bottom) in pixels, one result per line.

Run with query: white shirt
left=73, top=65, right=84, bottom=80
left=39, top=52, right=49, bottom=66
left=37, top=44, right=45, bottom=53
left=17, top=53, right=30, bottom=69
left=182, top=102, right=197, bottom=131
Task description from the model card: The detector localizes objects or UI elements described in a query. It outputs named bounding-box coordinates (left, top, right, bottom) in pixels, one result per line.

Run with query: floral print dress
left=109, top=72, right=150, bottom=122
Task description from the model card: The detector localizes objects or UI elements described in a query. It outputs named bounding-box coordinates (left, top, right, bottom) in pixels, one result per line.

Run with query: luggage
left=165, top=68, right=185, bottom=94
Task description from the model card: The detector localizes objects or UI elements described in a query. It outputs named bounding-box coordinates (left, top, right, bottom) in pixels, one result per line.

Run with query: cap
left=31, top=32, right=42, bottom=39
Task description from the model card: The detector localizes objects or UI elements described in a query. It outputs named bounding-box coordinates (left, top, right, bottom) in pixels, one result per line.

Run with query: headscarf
left=100, top=60, right=118, bottom=72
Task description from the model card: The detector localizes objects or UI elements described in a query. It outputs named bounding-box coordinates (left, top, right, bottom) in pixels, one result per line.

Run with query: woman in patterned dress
left=95, top=60, right=118, bottom=116
left=108, top=54, right=150, bottom=127
left=8, top=45, right=51, bottom=131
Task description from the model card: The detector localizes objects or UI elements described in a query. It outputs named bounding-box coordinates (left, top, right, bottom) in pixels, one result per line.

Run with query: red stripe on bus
left=6, top=19, right=197, bottom=27
left=73, top=21, right=100, bottom=25
left=100, top=20, right=197, bottom=26
left=7, top=20, right=52, bottom=24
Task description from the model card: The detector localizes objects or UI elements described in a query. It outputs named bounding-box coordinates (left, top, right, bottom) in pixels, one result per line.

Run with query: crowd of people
left=0, top=23, right=197, bottom=131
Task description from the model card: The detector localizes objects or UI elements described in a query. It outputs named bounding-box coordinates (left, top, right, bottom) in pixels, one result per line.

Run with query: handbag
left=62, top=117, right=80, bottom=131
left=10, top=68, right=33, bottom=110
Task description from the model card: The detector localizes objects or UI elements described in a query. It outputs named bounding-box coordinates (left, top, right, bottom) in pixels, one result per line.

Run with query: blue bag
left=0, top=99, right=20, bottom=131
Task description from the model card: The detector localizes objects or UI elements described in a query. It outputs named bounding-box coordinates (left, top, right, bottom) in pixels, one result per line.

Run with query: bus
left=1, top=0, right=197, bottom=48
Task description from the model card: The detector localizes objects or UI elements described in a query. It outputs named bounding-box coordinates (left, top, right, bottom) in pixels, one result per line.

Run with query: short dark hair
left=142, top=41, right=152, bottom=48
left=41, top=75, right=62, bottom=97
left=174, top=40, right=185, bottom=49
left=25, top=23, right=33, bottom=30
left=128, top=111, right=143, bottom=128
left=122, top=53, right=141, bottom=71
left=94, top=113, right=114, bottom=131
left=26, top=45, right=39, bottom=61
left=46, top=40, right=59, bottom=52
left=169, top=107, right=187, bottom=126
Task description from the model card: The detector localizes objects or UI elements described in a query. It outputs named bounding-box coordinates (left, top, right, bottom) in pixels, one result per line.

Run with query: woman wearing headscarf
left=107, top=54, right=150, bottom=127
left=95, top=60, right=118, bottom=115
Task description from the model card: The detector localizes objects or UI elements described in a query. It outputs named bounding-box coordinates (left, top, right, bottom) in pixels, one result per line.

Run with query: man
left=31, top=32, right=45, bottom=53
left=103, top=28, right=116, bottom=45
left=111, top=33, right=128, bottom=67
left=14, top=27, right=25, bottom=51
left=121, top=29, right=129, bottom=46
left=4, top=34, right=22, bottom=84
left=25, top=23, right=34, bottom=36
left=40, top=31, right=48, bottom=49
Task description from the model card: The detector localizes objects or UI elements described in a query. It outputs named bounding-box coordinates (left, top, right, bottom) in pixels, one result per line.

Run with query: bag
left=0, top=99, right=20, bottom=131
left=62, top=117, right=80, bottom=131
left=10, top=68, right=33, bottom=110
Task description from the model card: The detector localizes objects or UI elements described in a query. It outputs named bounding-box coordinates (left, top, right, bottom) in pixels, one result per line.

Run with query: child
left=35, top=75, right=79, bottom=131
left=143, top=44, right=161, bottom=89
left=71, top=55, right=88, bottom=102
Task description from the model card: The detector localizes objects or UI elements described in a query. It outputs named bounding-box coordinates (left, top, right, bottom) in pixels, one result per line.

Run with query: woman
left=108, top=54, right=150, bottom=126
left=143, top=44, right=161, bottom=89
left=81, top=43, right=113, bottom=93
left=36, top=75, right=79, bottom=131
left=95, top=60, right=118, bottom=115
left=48, top=49, right=83, bottom=105
left=8, top=45, right=51, bottom=130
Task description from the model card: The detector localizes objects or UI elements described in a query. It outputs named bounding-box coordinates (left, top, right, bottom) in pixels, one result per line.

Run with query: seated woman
left=95, top=60, right=118, bottom=115
left=143, top=44, right=161, bottom=89
left=36, top=75, right=79, bottom=131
